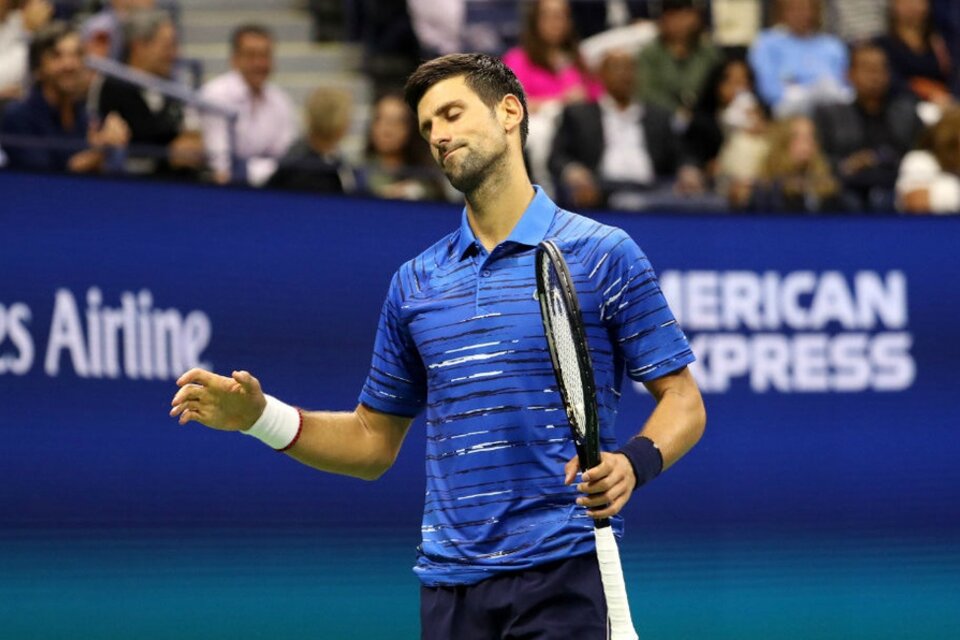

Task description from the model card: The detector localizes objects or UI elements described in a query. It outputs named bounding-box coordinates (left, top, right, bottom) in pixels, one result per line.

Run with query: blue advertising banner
left=1, top=172, right=958, bottom=638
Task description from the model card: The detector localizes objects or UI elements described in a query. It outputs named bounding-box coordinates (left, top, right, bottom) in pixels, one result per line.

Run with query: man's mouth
left=442, top=145, right=464, bottom=165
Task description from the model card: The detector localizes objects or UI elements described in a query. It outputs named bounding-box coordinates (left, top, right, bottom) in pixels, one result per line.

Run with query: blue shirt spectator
left=748, top=0, right=849, bottom=117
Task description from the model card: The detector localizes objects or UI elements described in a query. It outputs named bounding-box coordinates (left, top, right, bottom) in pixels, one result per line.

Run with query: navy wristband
left=616, top=436, right=663, bottom=490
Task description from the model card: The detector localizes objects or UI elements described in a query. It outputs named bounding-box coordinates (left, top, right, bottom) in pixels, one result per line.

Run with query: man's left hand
left=563, top=452, right=637, bottom=519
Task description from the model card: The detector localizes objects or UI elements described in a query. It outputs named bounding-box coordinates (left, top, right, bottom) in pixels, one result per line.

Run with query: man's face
left=38, top=33, right=85, bottom=99
left=136, top=20, right=177, bottom=77
left=599, top=51, right=635, bottom=103
left=232, top=33, right=273, bottom=93
left=781, top=0, right=817, bottom=34
left=850, top=48, right=890, bottom=101
left=417, top=76, right=509, bottom=194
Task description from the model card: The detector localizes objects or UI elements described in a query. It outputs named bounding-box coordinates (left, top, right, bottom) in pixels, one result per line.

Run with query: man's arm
left=565, top=366, right=706, bottom=519
left=170, top=368, right=413, bottom=481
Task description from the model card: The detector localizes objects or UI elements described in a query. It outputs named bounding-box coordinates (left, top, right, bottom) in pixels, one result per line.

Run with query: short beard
left=444, top=141, right=507, bottom=196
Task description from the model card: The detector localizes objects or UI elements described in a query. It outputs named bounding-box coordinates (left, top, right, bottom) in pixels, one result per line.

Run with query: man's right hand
left=170, top=369, right=267, bottom=431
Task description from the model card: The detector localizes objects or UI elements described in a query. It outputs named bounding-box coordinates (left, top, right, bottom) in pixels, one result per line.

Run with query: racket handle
left=595, top=526, right=639, bottom=640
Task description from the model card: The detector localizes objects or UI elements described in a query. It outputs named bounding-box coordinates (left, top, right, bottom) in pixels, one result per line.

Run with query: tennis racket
left=535, top=239, right=639, bottom=640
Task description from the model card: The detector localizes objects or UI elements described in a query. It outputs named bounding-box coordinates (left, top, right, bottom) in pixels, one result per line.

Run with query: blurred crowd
left=2, top=0, right=960, bottom=214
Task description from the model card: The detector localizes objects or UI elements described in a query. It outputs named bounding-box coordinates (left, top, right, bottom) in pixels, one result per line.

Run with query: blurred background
left=2, top=1, right=960, bottom=638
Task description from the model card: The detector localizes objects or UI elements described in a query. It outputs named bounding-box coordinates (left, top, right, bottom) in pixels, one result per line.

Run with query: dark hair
left=121, top=8, right=172, bottom=62
left=404, top=53, right=529, bottom=147
left=366, top=90, right=432, bottom=166
left=520, top=0, right=587, bottom=75
left=231, top=23, right=273, bottom=53
left=848, top=41, right=888, bottom=68
left=28, top=21, right=75, bottom=72
left=693, top=54, right=758, bottom=115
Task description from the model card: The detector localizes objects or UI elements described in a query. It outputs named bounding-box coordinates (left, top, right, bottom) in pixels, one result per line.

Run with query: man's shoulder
left=550, top=209, right=635, bottom=259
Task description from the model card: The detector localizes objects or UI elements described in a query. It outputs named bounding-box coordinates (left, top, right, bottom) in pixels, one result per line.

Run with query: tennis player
left=170, top=53, right=706, bottom=639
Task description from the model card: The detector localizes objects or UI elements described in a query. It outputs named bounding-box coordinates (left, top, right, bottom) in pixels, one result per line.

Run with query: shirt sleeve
left=748, top=32, right=784, bottom=108
left=597, top=229, right=695, bottom=382
left=358, top=271, right=428, bottom=417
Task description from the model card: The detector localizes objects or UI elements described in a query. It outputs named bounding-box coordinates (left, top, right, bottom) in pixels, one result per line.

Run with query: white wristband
left=242, top=395, right=302, bottom=451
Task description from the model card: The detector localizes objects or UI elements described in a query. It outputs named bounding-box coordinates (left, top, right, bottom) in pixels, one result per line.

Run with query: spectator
left=199, top=24, right=298, bottom=186
left=684, top=55, right=770, bottom=208
left=362, top=91, right=446, bottom=201
left=548, top=49, right=696, bottom=211
left=502, top=0, right=601, bottom=110
left=1, top=21, right=129, bottom=173
left=896, top=106, right=960, bottom=213
left=267, top=87, right=359, bottom=194
left=684, top=55, right=762, bottom=171
left=748, top=0, right=850, bottom=117
left=875, top=0, right=954, bottom=109
left=502, top=0, right=601, bottom=188
left=1, top=0, right=53, bottom=102
left=635, top=0, right=722, bottom=123
left=91, top=9, right=204, bottom=178
left=750, top=115, right=841, bottom=213
left=814, top=43, right=922, bottom=212
left=81, top=0, right=155, bottom=61
left=713, top=91, right=770, bottom=209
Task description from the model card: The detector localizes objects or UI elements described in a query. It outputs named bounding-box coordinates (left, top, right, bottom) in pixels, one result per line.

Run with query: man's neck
left=41, top=83, right=76, bottom=130
left=857, top=94, right=885, bottom=115
left=464, top=153, right=535, bottom=253
left=605, top=93, right=635, bottom=111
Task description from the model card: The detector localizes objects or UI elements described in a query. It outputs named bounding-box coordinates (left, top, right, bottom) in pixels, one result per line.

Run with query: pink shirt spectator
left=502, top=46, right=602, bottom=102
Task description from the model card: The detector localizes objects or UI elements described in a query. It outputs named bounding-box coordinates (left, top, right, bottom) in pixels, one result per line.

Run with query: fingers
left=171, top=383, right=204, bottom=407
left=231, top=370, right=260, bottom=394
left=574, top=452, right=635, bottom=519
left=563, top=455, right=580, bottom=485
left=177, top=367, right=217, bottom=387
left=170, top=400, right=203, bottom=425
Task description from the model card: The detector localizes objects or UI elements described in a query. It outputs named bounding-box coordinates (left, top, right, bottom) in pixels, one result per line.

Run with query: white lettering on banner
left=0, top=288, right=212, bottom=381
left=655, top=270, right=914, bottom=394
left=0, top=302, right=35, bottom=375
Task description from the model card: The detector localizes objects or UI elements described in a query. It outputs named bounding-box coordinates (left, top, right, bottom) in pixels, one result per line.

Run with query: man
left=1, top=21, right=129, bottom=173
left=199, top=24, right=298, bottom=185
left=814, top=43, right=922, bottom=212
left=91, top=9, right=203, bottom=178
left=80, top=0, right=156, bottom=61
left=170, top=53, right=705, bottom=639
left=266, top=86, right=358, bottom=194
left=549, top=49, right=701, bottom=210
left=748, top=0, right=850, bottom=117
left=635, top=0, right=721, bottom=118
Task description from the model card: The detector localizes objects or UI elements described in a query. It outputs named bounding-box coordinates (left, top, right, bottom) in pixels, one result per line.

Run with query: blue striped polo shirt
left=359, top=186, right=694, bottom=587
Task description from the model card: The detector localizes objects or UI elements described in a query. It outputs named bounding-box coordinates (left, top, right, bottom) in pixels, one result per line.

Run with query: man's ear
left=498, top=93, right=525, bottom=137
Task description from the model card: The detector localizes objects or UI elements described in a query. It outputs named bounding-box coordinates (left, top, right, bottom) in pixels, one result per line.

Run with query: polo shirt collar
left=456, top=185, right=556, bottom=260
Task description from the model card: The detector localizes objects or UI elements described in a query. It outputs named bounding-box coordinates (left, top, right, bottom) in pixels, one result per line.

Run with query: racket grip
left=595, top=527, right=639, bottom=640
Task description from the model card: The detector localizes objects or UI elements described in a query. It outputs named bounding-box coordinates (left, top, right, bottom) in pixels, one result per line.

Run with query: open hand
left=564, top=451, right=637, bottom=519
left=170, top=368, right=266, bottom=431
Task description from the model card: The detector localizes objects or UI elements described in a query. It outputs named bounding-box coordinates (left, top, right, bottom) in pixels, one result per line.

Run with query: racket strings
left=542, top=259, right=587, bottom=438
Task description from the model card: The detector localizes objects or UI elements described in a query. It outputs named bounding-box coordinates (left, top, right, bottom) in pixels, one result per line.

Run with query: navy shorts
left=420, top=552, right=608, bottom=639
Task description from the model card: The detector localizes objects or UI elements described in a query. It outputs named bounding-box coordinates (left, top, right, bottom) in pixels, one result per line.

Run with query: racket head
left=535, top=239, right=602, bottom=473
